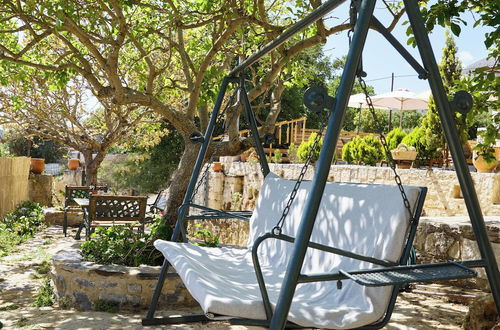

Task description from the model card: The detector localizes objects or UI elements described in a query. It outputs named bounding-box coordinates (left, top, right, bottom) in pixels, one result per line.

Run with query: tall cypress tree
left=420, top=29, right=465, bottom=161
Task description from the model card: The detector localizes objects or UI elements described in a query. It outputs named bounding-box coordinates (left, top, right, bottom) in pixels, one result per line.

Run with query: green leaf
left=450, top=23, right=461, bottom=36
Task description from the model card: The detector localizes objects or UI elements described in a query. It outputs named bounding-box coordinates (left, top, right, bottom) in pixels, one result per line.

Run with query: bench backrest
left=248, top=173, right=424, bottom=272
left=65, top=185, right=108, bottom=207
left=89, top=195, right=147, bottom=222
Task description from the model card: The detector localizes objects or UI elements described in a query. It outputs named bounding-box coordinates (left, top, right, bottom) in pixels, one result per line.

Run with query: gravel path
left=0, top=227, right=473, bottom=329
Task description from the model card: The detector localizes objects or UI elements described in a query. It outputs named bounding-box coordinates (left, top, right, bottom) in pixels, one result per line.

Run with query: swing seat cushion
left=154, top=173, right=423, bottom=329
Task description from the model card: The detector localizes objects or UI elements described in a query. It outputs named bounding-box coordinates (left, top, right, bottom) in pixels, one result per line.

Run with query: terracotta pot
left=30, top=158, right=45, bottom=174
left=68, top=158, right=80, bottom=170
left=212, top=162, right=223, bottom=172
left=473, top=150, right=498, bottom=173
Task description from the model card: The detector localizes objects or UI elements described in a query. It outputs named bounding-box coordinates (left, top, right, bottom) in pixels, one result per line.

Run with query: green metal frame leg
left=269, top=1, right=376, bottom=328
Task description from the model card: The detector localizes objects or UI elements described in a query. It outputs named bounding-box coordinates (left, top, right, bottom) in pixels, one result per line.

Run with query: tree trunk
left=162, top=141, right=200, bottom=226
left=82, top=150, right=107, bottom=186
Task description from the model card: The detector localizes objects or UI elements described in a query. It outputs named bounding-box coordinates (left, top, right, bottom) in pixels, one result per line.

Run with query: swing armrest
left=181, top=203, right=252, bottom=222
left=250, top=232, right=398, bottom=321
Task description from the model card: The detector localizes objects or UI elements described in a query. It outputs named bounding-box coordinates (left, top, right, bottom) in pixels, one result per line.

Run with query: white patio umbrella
left=371, top=88, right=428, bottom=128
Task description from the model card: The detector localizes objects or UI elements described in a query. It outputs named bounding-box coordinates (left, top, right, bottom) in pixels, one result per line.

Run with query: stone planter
left=391, top=150, right=417, bottom=169
left=30, top=158, right=45, bottom=174
left=51, top=244, right=196, bottom=311
left=391, top=150, right=418, bottom=161
left=68, top=158, right=80, bottom=170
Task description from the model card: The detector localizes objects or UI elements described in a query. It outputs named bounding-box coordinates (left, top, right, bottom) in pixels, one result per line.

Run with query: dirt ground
left=0, top=227, right=478, bottom=329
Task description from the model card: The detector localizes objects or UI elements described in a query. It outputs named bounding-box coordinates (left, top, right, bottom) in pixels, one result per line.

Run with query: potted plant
left=68, top=158, right=80, bottom=170
left=473, top=126, right=499, bottom=173
left=30, top=158, right=45, bottom=174
left=391, top=144, right=418, bottom=169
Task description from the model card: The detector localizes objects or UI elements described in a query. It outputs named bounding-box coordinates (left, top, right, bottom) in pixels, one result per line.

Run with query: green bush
left=401, top=126, right=440, bottom=162
left=386, top=128, right=407, bottom=151
left=287, top=143, right=298, bottom=163
left=297, top=133, right=323, bottom=162
left=1, top=201, right=44, bottom=237
left=341, top=135, right=383, bottom=166
left=81, top=216, right=171, bottom=267
left=272, top=149, right=283, bottom=163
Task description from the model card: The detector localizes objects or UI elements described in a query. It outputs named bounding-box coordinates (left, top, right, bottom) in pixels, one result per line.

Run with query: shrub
left=341, top=135, right=383, bottom=166
left=287, top=143, right=298, bottom=163
left=193, top=224, right=220, bottom=248
left=272, top=149, right=283, bottom=163
left=1, top=201, right=44, bottom=237
left=401, top=126, right=440, bottom=162
left=297, top=133, right=323, bottom=162
left=32, top=278, right=54, bottom=307
left=81, top=216, right=171, bottom=267
left=99, top=131, right=183, bottom=194
left=386, top=128, right=407, bottom=151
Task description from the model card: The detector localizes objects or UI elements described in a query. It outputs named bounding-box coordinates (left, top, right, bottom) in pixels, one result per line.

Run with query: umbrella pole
left=357, top=104, right=362, bottom=134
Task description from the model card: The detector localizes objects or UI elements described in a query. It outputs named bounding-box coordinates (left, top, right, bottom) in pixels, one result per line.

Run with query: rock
left=463, top=295, right=499, bottom=330
left=44, top=208, right=83, bottom=226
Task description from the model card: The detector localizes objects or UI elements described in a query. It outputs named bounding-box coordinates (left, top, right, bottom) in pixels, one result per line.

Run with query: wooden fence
left=0, top=157, right=30, bottom=218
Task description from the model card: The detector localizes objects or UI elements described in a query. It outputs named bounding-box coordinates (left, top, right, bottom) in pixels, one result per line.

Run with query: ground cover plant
left=0, top=201, right=44, bottom=257
left=81, top=216, right=171, bottom=267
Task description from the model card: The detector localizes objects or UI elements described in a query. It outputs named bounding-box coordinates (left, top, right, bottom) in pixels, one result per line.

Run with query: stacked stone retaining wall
left=196, top=162, right=500, bottom=217
left=51, top=244, right=196, bottom=310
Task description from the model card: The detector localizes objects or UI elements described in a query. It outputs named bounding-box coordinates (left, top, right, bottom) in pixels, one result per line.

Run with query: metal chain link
left=190, top=90, right=238, bottom=202
left=272, top=110, right=331, bottom=234
left=357, top=76, right=416, bottom=223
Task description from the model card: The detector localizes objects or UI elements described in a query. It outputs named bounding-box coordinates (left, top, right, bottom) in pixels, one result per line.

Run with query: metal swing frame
left=143, top=0, right=500, bottom=328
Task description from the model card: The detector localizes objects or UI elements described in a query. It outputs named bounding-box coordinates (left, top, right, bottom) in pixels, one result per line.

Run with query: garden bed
left=51, top=244, right=196, bottom=311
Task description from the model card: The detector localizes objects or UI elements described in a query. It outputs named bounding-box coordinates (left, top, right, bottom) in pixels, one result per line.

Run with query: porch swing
left=143, top=0, right=500, bottom=329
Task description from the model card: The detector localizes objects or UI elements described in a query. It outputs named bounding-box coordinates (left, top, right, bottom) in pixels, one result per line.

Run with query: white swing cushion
left=154, top=173, right=422, bottom=329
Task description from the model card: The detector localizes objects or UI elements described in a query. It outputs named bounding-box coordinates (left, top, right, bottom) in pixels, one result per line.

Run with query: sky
left=322, top=2, right=493, bottom=95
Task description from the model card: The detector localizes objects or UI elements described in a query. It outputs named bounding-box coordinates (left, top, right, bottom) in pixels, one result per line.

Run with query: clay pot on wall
left=212, top=162, right=223, bottom=172
left=472, top=150, right=498, bottom=173
left=68, top=158, right=80, bottom=170
left=30, top=158, right=45, bottom=174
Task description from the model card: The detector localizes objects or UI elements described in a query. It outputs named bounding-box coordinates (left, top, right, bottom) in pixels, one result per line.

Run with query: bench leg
left=63, top=209, right=68, bottom=237
left=74, top=222, right=84, bottom=240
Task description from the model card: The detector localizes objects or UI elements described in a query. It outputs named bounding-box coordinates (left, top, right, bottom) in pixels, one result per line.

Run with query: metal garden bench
left=63, top=185, right=108, bottom=237
left=84, top=195, right=148, bottom=240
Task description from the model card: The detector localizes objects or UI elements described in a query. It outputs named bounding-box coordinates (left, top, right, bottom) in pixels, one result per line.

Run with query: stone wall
left=416, top=216, right=500, bottom=290
left=51, top=244, right=196, bottom=311
left=200, top=162, right=500, bottom=217
left=28, top=173, right=54, bottom=206
left=44, top=208, right=83, bottom=227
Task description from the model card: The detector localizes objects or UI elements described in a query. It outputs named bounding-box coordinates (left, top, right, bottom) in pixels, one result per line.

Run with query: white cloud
left=458, top=51, right=475, bottom=65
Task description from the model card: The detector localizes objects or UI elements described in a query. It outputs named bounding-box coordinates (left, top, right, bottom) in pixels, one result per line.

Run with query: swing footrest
left=340, top=261, right=477, bottom=287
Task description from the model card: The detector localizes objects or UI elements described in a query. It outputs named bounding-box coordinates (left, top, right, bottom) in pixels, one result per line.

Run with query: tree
left=0, top=77, right=156, bottom=184
left=0, top=1, right=407, bottom=224
left=420, top=1, right=499, bottom=158
left=420, top=29, right=464, bottom=158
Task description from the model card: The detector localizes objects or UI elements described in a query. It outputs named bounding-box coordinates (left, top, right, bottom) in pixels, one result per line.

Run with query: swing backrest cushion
left=248, top=173, right=422, bottom=326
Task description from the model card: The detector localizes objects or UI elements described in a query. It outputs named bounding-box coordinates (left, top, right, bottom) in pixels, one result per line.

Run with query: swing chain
left=272, top=109, right=331, bottom=235
left=190, top=90, right=238, bottom=203
left=357, top=76, right=416, bottom=223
